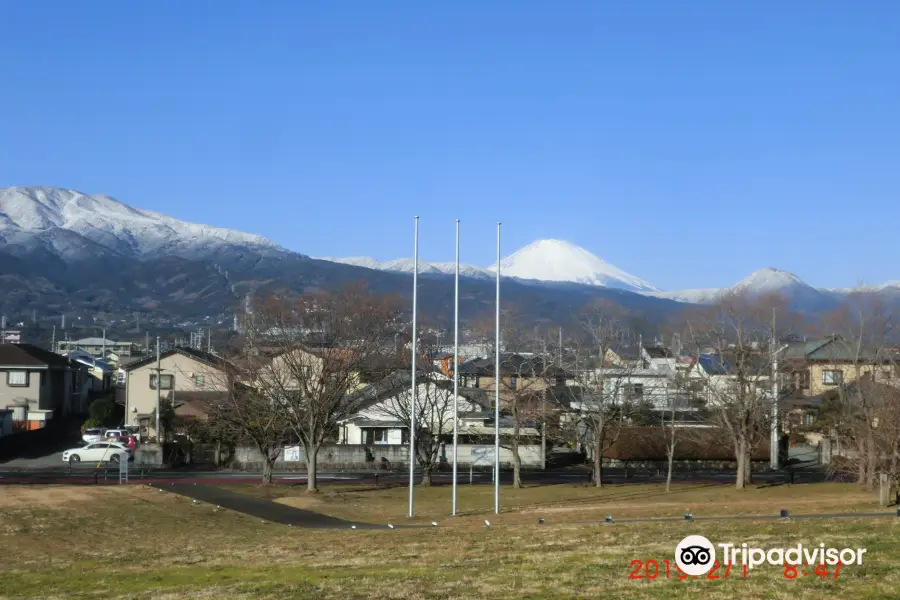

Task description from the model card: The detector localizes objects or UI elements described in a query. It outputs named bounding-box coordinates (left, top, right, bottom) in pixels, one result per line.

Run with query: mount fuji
left=323, top=239, right=658, bottom=293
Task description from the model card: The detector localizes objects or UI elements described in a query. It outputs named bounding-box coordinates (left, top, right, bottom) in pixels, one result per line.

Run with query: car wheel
left=69, top=454, right=80, bottom=462
left=111, top=454, right=120, bottom=463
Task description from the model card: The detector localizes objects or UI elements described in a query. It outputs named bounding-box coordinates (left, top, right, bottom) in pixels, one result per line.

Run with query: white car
left=104, top=429, right=128, bottom=440
left=82, top=427, right=107, bottom=444
left=63, top=442, right=132, bottom=464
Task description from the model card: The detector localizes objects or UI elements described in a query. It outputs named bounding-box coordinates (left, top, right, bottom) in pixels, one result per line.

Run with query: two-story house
left=781, top=335, right=897, bottom=398
left=122, top=347, right=228, bottom=440
left=0, top=344, right=89, bottom=430
left=456, top=353, right=568, bottom=395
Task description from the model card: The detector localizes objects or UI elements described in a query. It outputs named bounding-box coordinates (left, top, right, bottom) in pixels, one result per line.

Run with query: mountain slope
left=652, top=267, right=839, bottom=312
left=0, top=186, right=284, bottom=260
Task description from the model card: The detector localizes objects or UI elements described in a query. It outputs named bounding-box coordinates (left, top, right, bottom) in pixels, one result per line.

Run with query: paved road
left=151, top=483, right=400, bottom=529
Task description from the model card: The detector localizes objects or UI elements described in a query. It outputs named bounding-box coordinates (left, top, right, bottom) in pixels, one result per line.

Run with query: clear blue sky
left=1, top=1, right=898, bottom=290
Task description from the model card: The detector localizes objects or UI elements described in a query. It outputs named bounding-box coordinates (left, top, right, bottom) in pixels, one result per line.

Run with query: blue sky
left=1, top=1, right=898, bottom=290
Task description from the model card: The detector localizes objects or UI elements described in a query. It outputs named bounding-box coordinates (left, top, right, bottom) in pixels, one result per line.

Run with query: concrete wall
left=134, top=443, right=164, bottom=466
left=227, top=443, right=544, bottom=471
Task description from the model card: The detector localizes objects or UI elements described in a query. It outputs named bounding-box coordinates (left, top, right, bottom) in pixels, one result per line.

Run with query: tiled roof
left=0, top=344, right=72, bottom=368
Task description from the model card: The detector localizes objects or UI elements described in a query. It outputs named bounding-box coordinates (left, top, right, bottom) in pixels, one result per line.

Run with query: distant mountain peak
left=734, top=267, right=807, bottom=291
left=488, top=239, right=658, bottom=292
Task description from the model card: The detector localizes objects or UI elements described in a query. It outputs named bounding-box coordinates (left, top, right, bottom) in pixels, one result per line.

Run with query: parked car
left=82, top=427, right=107, bottom=445
left=63, top=442, right=132, bottom=464
left=110, top=434, right=138, bottom=451
left=104, top=429, right=128, bottom=440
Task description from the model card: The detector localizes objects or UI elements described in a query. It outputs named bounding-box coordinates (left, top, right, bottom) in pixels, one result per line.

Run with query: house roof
left=456, top=353, right=568, bottom=378
left=644, top=346, right=673, bottom=359
left=698, top=354, right=731, bottom=375
left=124, top=346, right=227, bottom=372
left=66, top=337, right=123, bottom=345
left=783, top=336, right=882, bottom=362
left=0, top=344, right=73, bottom=369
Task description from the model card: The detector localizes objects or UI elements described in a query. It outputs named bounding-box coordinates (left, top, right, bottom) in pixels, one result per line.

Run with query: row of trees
left=188, top=281, right=900, bottom=493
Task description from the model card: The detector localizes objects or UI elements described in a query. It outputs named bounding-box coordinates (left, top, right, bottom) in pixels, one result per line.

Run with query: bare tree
left=566, top=299, right=642, bottom=487
left=242, top=284, right=403, bottom=492
left=684, top=293, right=779, bottom=490
left=375, top=369, right=463, bottom=486
left=813, top=290, right=898, bottom=489
left=206, top=352, right=293, bottom=484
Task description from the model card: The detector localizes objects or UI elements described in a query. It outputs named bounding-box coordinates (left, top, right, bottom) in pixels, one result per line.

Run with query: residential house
left=338, top=370, right=543, bottom=467
left=688, top=353, right=771, bottom=406
left=338, top=370, right=483, bottom=445
left=780, top=335, right=897, bottom=398
left=56, top=337, right=138, bottom=358
left=456, top=353, right=568, bottom=396
left=66, top=351, right=116, bottom=392
left=122, top=347, right=228, bottom=440
left=0, top=344, right=89, bottom=430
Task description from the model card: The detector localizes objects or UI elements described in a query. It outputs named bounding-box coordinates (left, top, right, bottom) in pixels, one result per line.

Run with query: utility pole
left=51, top=326, right=56, bottom=352
left=207, top=329, right=212, bottom=353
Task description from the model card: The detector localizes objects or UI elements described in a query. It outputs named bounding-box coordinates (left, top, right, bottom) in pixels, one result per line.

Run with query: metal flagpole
left=452, top=219, right=460, bottom=516
left=409, top=217, right=419, bottom=518
left=494, top=221, right=501, bottom=515
left=155, top=337, right=161, bottom=442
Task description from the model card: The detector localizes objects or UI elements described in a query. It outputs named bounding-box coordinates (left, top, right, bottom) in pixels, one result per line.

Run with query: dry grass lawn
left=1, top=482, right=899, bottom=599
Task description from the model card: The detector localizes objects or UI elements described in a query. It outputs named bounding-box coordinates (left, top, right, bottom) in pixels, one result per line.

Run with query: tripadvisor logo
left=675, top=535, right=716, bottom=576
left=675, top=535, right=868, bottom=573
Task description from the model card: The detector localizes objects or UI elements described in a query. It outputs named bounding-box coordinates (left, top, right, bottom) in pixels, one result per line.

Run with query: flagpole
left=452, top=219, right=460, bottom=516
left=409, top=217, right=419, bottom=518
left=494, top=221, right=501, bottom=515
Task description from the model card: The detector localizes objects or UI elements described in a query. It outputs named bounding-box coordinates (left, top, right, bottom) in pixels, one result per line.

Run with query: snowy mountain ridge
left=0, top=186, right=284, bottom=259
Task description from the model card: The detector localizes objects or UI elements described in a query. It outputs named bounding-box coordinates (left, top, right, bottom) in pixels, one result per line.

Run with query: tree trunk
left=262, top=454, right=275, bottom=484
left=866, top=432, right=877, bottom=490
left=512, top=405, right=522, bottom=488
left=214, top=439, right=221, bottom=467
left=307, top=443, right=320, bottom=492
left=666, top=442, right=675, bottom=492
left=735, top=438, right=747, bottom=490
left=421, top=465, right=433, bottom=486
left=592, top=427, right=603, bottom=488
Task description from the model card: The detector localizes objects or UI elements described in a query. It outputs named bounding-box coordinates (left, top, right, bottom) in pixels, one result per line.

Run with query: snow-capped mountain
left=319, top=256, right=494, bottom=279
left=0, top=186, right=285, bottom=260
left=487, top=239, right=658, bottom=292
left=651, top=267, right=838, bottom=311
left=322, top=239, right=657, bottom=292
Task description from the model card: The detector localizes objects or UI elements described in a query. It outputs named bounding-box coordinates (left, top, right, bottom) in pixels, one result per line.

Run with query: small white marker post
left=118, top=456, right=129, bottom=484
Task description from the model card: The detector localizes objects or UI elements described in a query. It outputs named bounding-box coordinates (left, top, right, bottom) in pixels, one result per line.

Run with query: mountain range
left=0, top=186, right=896, bottom=325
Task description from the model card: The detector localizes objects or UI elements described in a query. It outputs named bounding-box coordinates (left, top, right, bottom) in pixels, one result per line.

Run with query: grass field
left=1, top=482, right=899, bottom=599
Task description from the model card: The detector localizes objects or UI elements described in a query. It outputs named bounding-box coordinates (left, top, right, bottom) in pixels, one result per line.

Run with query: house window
left=150, top=374, right=174, bottom=390
left=822, top=370, right=843, bottom=386
left=795, top=370, right=810, bottom=390
left=7, top=371, right=28, bottom=387
left=623, top=383, right=644, bottom=400
left=194, top=374, right=205, bottom=386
